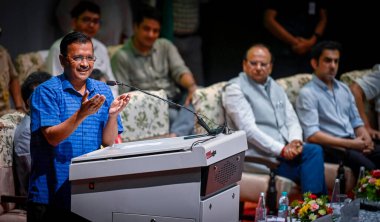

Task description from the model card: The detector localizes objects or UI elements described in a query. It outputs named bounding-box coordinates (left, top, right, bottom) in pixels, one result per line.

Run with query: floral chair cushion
left=0, top=111, right=25, bottom=217
left=339, top=69, right=373, bottom=86
left=275, top=73, right=312, bottom=107
left=0, top=112, right=25, bottom=168
left=119, top=89, right=169, bottom=142
left=14, top=50, right=48, bottom=84
left=340, top=67, right=377, bottom=128
left=192, top=82, right=227, bottom=134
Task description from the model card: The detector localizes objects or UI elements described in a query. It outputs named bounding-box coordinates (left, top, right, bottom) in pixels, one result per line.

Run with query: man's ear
left=310, top=58, right=318, bottom=70
left=59, top=54, right=66, bottom=67
left=71, top=18, right=77, bottom=30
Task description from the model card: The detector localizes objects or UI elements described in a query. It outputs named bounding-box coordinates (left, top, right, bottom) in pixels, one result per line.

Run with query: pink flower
left=310, top=203, right=319, bottom=211
left=369, top=178, right=376, bottom=184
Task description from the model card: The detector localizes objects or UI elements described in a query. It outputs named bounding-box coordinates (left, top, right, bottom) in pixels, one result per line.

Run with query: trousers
left=276, top=143, right=327, bottom=195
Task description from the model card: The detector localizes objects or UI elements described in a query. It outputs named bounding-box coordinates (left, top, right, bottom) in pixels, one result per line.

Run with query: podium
left=70, top=131, right=247, bottom=222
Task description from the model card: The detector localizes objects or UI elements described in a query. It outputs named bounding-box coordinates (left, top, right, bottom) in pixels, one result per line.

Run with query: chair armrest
left=330, top=146, right=346, bottom=152
left=324, top=145, right=347, bottom=157
left=1, top=195, right=27, bottom=204
left=244, top=155, right=280, bottom=170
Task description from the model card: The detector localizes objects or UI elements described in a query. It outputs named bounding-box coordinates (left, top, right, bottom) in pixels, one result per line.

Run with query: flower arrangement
left=290, top=192, right=333, bottom=222
left=355, top=169, right=380, bottom=201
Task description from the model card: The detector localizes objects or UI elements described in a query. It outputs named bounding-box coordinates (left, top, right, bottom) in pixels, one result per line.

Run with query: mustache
left=77, top=66, right=90, bottom=72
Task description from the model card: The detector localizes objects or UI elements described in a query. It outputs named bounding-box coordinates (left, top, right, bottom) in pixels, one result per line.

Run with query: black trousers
left=323, top=140, right=380, bottom=178
left=27, top=202, right=89, bottom=222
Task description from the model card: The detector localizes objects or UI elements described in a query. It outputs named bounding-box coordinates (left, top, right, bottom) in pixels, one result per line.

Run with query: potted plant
left=354, top=169, right=380, bottom=211
left=290, top=192, right=333, bottom=222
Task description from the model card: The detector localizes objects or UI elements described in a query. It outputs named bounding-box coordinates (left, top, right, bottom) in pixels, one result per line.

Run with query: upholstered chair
left=0, top=112, right=26, bottom=222
left=119, top=89, right=170, bottom=142
left=14, top=50, right=48, bottom=84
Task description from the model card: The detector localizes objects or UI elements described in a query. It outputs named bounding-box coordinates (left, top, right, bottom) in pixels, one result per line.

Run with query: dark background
left=1, top=0, right=379, bottom=86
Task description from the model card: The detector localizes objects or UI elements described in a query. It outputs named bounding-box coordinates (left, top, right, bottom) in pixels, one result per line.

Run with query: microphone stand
left=107, top=80, right=225, bottom=136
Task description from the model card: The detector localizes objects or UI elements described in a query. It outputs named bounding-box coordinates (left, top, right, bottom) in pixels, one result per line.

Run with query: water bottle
left=278, top=191, right=289, bottom=219
left=355, top=166, right=365, bottom=199
left=331, top=178, right=341, bottom=218
left=357, top=166, right=365, bottom=186
left=331, top=178, right=340, bottom=203
left=255, top=192, right=267, bottom=222
left=337, top=161, right=346, bottom=193
left=266, top=171, right=277, bottom=215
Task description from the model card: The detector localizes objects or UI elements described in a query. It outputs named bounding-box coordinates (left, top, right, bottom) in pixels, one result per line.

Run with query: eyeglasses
left=80, top=16, right=101, bottom=25
left=67, top=55, right=97, bottom=63
left=247, top=60, right=270, bottom=69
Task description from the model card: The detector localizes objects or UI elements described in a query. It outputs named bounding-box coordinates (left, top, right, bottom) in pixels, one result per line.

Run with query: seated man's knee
left=303, top=143, right=323, bottom=156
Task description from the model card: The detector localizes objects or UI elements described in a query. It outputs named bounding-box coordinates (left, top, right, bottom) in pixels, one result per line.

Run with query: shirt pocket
left=274, top=100, right=286, bottom=127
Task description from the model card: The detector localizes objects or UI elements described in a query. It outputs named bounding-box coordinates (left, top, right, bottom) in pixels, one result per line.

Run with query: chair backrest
left=14, top=50, right=49, bottom=84
left=107, top=44, right=123, bottom=58
left=340, top=68, right=377, bottom=128
left=191, top=75, right=312, bottom=135
left=192, top=82, right=227, bottom=134
left=119, top=89, right=169, bottom=142
left=339, top=69, right=373, bottom=86
left=0, top=112, right=25, bottom=215
left=275, top=73, right=313, bottom=107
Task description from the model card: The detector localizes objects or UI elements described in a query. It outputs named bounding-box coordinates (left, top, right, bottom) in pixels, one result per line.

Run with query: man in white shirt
left=350, top=69, right=380, bottom=139
left=223, top=43, right=326, bottom=195
left=45, top=1, right=117, bottom=96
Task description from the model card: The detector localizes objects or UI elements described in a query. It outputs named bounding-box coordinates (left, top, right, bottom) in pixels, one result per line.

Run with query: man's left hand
left=109, top=93, right=130, bottom=116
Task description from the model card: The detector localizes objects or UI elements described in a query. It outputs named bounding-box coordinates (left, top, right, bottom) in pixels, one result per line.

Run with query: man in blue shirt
left=296, top=41, right=380, bottom=177
left=14, top=71, right=52, bottom=197
left=28, top=31, right=130, bottom=221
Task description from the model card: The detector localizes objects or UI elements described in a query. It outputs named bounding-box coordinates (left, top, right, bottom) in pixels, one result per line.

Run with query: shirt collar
left=60, top=74, right=95, bottom=95
left=129, top=36, right=156, bottom=57
left=311, top=74, right=339, bottom=91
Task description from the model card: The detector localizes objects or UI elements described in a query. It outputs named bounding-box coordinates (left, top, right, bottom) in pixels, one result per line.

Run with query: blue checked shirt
left=28, top=74, right=123, bottom=209
left=296, top=75, right=364, bottom=140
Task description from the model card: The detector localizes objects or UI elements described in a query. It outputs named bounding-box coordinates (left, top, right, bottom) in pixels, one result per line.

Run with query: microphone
left=106, top=80, right=225, bottom=136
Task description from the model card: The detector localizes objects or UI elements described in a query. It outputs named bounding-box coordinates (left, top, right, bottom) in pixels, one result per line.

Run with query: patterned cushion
left=0, top=112, right=25, bottom=168
left=0, top=112, right=25, bottom=217
left=339, top=69, right=373, bottom=86
left=14, top=50, right=48, bottom=84
left=340, top=68, right=377, bottom=128
left=275, top=73, right=312, bottom=106
left=119, top=89, right=169, bottom=142
left=192, top=82, right=227, bottom=134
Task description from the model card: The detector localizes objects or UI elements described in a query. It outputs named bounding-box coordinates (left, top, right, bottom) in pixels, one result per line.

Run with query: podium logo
left=206, top=150, right=217, bottom=159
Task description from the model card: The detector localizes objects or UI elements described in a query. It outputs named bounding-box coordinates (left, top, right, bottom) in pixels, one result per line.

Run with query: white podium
left=70, top=131, right=247, bottom=222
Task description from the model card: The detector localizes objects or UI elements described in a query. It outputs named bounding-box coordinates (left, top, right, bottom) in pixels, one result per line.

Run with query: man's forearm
left=102, top=115, right=119, bottom=146
left=179, top=73, right=197, bottom=92
left=42, top=110, right=87, bottom=146
left=9, top=78, right=24, bottom=109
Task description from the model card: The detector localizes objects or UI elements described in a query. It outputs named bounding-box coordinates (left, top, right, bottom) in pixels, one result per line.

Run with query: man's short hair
left=311, top=41, right=342, bottom=60
left=21, top=71, right=52, bottom=103
left=133, top=4, right=162, bottom=25
left=60, top=31, right=92, bottom=56
left=70, top=1, right=101, bottom=18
